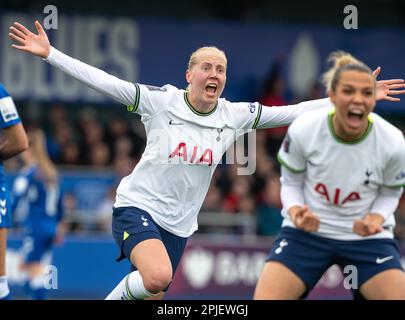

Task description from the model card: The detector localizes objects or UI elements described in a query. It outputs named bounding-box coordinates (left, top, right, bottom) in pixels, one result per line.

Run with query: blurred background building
left=1, top=0, right=405, bottom=299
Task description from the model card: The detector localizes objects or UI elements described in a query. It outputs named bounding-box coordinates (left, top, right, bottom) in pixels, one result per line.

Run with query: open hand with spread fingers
left=373, top=67, right=405, bottom=102
left=9, top=20, right=51, bottom=59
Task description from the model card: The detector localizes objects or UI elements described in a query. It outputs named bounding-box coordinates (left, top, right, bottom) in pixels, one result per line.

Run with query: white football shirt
left=46, top=47, right=332, bottom=237
left=278, top=107, right=405, bottom=240
left=116, top=84, right=333, bottom=236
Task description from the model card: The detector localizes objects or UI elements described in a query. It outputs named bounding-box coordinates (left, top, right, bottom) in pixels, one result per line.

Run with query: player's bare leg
left=106, top=238, right=172, bottom=300
left=0, top=228, right=6, bottom=276
left=254, top=261, right=306, bottom=299
left=0, top=228, right=11, bottom=299
left=130, top=239, right=172, bottom=294
left=360, top=269, right=405, bottom=299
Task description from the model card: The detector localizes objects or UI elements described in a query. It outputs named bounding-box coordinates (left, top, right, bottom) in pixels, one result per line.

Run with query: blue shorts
left=23, top=225, right=57, bottom=262
left=267, top=227, right=403, bottom=297
left=112, top=206, right=188, bottom=288
left=0, top=185, right=12, bottom=228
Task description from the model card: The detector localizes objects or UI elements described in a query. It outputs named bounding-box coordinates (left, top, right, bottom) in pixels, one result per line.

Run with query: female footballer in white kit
left=254, top=52, right=405, bottom=300
left=9, top=21, right=405, bottom=300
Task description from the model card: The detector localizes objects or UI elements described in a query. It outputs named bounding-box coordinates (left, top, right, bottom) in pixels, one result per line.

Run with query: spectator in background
left=78, top=112, right=106, bottom=165
left=60, top=141, right=80, bottom=166
left=256, top=174, right=283, bottom=236
left=49, top=122, right=75, bottom=164
left=222, top=175, right=255, bottom=214
left=45, top=104, right=71, bottom=162
left=88, top=142, right=111, bottom=167
left=251, top=137, right=277, bottom=193
left=260, top=62, right=287, bottom=107
left=114, top=136, right=135, bottom=160
left=201, top=184, right=223, bottom=213
left=259, top=62, right=289, bottom=157
left=105, top=116, right=145, bottom=160
left=47, top=104, right=68, bottom=126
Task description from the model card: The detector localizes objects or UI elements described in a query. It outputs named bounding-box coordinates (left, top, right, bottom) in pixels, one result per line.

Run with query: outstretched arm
left=9, top=21, right=136, bottom=106
left=257, top=98, right=332, bottom=129
left=256, top=68, right=405, bottom=129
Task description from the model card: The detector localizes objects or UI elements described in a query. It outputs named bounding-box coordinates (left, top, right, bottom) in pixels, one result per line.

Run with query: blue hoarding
left=1, top=13, right=404, bottom=114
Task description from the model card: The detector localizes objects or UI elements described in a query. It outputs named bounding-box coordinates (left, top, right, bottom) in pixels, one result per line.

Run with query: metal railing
left=63, top=209, right=258, bottom=235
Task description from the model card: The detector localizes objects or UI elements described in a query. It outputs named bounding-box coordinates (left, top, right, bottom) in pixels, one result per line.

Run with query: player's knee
left=143, top=266, right=173, bottom=293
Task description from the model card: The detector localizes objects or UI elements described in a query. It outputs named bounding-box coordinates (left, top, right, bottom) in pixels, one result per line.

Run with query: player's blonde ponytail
left=322, top=51, right=373, bottom=92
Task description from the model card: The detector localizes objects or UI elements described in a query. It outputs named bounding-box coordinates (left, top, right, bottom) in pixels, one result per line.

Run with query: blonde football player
left=254, top=51, right=405, bottom=300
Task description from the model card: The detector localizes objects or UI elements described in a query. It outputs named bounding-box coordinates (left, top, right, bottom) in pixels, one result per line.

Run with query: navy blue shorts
left=267, top=227, right=403, bottom=297
left=0, top=184, right=12, bottom=228
left=112, top=206, right=188, bottom=287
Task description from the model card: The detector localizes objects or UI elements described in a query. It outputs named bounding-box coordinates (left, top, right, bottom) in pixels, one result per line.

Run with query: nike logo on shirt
left=169, top=120, right=184, bottom=125
left=376, top=256, right=394, bottom=264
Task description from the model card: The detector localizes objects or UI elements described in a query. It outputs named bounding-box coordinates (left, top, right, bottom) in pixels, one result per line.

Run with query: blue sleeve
left=0, top=83, right=21, bottom=129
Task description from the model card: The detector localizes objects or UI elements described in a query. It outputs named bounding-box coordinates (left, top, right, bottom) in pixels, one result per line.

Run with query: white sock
left=0, top=276, right=10, bottom=299
left=105, top=271, right=156, bottom=300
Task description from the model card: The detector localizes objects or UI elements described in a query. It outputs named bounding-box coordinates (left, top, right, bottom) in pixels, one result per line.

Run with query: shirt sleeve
left=257, top=98, right=332, bottom=129
left=369, top=186, right=403, bottom=220
left=383, top=137, right=405, bottom=188
left=126, top=84, right=176, bottom=118
left=223, top=102, right=263, bottom=131
left=45, top=46, right=137, bottom=107
left=0, top=84, right=21, bottom=128
left=280, top=167, right=306, bottom=210
left=277, top=122, right=307, bottom=173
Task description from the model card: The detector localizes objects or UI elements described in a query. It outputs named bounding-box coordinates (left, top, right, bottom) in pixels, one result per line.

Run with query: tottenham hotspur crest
left=141, top=215, right=149, bottom=226
left=364, top=169, right=373, bottom=185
